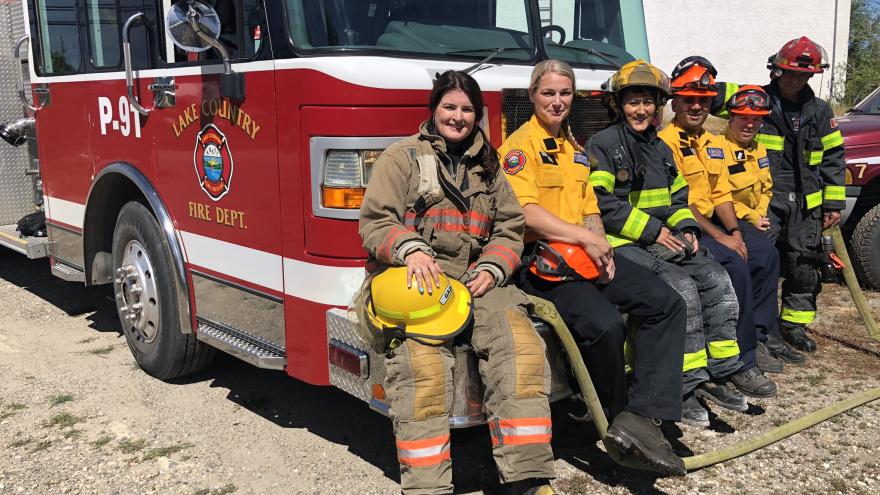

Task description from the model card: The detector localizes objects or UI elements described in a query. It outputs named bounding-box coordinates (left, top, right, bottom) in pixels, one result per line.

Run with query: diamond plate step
left=196, top=318, right=285, bottom=370
left=51, top=260, right=84, bottom=282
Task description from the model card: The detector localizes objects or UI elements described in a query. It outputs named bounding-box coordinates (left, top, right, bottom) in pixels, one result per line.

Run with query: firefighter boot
left=765, top=337, right=805, bottom=364
left=695, top=381, right=748, bottom=412
left=728, top=367, right=777, bottom=398
left=782, top=326, right=817, bottom=353
left=756, top=342, right=785, bottom=374
left=605, top=410, right=686, bottom=476
left=680, top=393, right=709, bottom=428
left=508, top=479, right=557, bottom=495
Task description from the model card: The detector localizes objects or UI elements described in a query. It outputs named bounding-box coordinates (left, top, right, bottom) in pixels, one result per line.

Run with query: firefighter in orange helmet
left=713, top=37, right=845, bottom=356
left=659, top=57, right=780, bottom=405
left=501, top=59, right=688, bottom=477
left=359, top=70, right=556, bottom=495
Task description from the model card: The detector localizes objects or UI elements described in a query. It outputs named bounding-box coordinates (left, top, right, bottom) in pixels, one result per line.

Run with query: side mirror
left=166, top=1, right=245, bottom=101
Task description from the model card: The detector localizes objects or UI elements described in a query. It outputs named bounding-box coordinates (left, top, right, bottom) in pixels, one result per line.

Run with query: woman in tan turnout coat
left=359, top=70, right=556, bottom=495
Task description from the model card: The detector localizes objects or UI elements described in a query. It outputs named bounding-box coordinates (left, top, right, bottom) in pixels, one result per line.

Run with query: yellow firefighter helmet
left=604, top=59, right=671, bottom=99
left=365, top=266, right=473, bottom=346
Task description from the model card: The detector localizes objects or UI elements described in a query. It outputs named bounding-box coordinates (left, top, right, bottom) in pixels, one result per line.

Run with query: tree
left=837, top=0, right=880, bottom=106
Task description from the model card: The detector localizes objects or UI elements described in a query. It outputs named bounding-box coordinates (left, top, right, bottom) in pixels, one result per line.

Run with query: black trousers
left=517, top=254, right=686, bottom=422
left=702, top=220, right=781, bottom=370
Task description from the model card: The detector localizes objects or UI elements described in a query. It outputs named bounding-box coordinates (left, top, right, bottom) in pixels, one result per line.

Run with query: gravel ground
left=1, top=249, right=879, bottom=494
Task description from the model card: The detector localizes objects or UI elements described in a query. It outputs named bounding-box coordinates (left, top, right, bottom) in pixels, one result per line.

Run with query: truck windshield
left=283, top=0, right=645, bottom=68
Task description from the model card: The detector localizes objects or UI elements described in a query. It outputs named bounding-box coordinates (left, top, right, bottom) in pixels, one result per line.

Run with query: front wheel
left=851, top=203, right=880, bottom=290
left=112, top=201, right=215, bottom=379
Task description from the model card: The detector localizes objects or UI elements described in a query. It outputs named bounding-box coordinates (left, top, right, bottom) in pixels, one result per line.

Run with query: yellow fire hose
left=529, top=225, right=880, bottom=472
left=828, top=224, right=880, bottom=341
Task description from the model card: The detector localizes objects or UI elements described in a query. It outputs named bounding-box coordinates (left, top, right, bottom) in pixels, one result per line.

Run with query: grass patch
left=44, top=412, right=84, bottom=428
left=117, top=438, right=147, bottom=454
left=91, top=435, right=114, bottom=449
left=49, top=394, right=74, bottom=407
left=1, top=402, right=27, bottom=419
left=76, top=336, right=98, bottom=344
left=8, top=437, right=32, bottom=448
left=64, top=429, right=84, bottom=440
left=805, top=374, right=826, bottom=386
left=142, top=442, right=194, bottom=461
left=87, top=345, right=115, bottom=355
left=31, top=440, right=52, bottom=452
left=191, top=485, right=236, bottom=495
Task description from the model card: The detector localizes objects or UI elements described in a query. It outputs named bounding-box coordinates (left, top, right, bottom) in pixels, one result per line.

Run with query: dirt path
left=1, top=250, right=879, bottom=494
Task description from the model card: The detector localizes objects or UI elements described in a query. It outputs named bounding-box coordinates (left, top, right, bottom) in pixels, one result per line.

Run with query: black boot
left=756, top=342, right=785, bottom=373
left=728, top=367, right=777, bottom=398
left=766, top=337, right=805, bottom=364
left=509, top=479, right=556, bottom=495
left=695, top=381, right=748, bottom=412
left=680, top=393, right=709, bottom=427
left=782, top=326, right=817, bottom=353
left=605, top=410, right=686, bottom=476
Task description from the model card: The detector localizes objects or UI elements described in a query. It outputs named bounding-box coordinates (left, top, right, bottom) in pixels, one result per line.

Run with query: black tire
left=112, top=202, right=215, bottom=379
left=851, top=203, right=880, bottom=290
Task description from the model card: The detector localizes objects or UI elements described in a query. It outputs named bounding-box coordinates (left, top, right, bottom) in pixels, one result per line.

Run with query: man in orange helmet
left=659, top=56, right=778, bottom=407
left=714, top=37, right=846, bottom=355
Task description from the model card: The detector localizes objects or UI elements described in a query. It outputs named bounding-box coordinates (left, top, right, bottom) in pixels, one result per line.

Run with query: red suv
left=839, top=86, right=880, bottom=288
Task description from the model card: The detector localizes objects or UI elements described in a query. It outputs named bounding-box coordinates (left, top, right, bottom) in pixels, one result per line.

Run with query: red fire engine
left=4, top=0, right=649, bottom=426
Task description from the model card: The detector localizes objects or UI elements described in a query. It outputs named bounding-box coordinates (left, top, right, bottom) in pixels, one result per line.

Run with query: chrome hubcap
left=115, top=240, right=160, bottom=343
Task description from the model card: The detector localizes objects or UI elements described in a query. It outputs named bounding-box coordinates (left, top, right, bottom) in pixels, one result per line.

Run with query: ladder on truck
left=538, top=0, right=552, bottom=25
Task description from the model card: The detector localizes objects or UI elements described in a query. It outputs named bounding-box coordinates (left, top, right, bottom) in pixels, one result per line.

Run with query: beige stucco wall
left=643, top=0, right=850, bottom=100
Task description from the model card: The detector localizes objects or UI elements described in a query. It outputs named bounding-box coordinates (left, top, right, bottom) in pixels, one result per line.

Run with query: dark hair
left=429, top=70, right=498, bottom=182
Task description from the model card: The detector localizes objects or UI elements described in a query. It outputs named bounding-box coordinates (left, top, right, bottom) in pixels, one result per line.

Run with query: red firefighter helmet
left=773, top=36, right=828, bottom=73
left=529, top=240, right=601, bottom=282
left=727, top=85, right=771, bottom=117
left=670, top=56, right=718, bottom=97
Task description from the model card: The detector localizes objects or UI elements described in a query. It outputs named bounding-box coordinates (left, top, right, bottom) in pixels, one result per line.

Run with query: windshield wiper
left=445, top=47, right=529, bottom=74
left=582, top=47, right=622, bottom=68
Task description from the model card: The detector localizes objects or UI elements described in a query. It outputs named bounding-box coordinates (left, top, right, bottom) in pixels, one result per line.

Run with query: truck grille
left=501, top=89, right=611, bottom=146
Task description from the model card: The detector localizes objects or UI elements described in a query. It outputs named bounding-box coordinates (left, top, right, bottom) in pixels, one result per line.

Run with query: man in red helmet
left=714, top=37, right=846, bottom=355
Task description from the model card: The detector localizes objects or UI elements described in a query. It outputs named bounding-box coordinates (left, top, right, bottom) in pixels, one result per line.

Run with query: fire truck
left=3, top=0, right=648, bottom=426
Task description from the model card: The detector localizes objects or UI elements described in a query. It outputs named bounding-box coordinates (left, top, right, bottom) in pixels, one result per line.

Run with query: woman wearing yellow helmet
left=359, top=70, right=556, bottom=495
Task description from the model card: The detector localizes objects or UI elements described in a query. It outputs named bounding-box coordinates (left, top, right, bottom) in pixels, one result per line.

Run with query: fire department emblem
left=194, top=124, right=234, bottom=200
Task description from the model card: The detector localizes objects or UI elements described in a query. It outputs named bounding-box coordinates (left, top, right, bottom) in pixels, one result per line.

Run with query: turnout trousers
left=766, top=193, right=823, bottom=333
left=517, top=254, right=686, bottom=422
left=701, top=221, right=781, bottom=370
left=385, top=286, right=555, bottom=495
left=616, top=245, right=742, bottom=395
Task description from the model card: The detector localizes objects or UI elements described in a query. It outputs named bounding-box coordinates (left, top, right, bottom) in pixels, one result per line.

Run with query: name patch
left=573, top=153, right=590, bottom=167
left=758, top=157, right=771, bottom=169
left=707, top=147, right=725, bottom=159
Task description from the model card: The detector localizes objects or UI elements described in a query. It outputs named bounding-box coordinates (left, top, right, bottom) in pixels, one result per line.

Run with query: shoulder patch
left=758, top=156, right=771, bottom=169
left=830, top=118, right=838, bottom=129
left=707, top=147, right=725, bottom=159
left=503, top=149, right=526, bottom=175
left=573, top=152, right=590, bottom=167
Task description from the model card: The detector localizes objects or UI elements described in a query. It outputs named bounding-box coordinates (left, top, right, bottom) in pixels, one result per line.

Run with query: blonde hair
left=529, top=59, right=583, bottom=152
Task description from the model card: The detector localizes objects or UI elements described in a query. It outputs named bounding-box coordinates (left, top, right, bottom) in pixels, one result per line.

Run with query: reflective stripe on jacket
left=587, top=122, right=700, bottom=247
left=658, top=122, right=733, bottom=218
left=713, top=80, right=845, bottom=211
left=359, top=122, right=525, bottom=283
